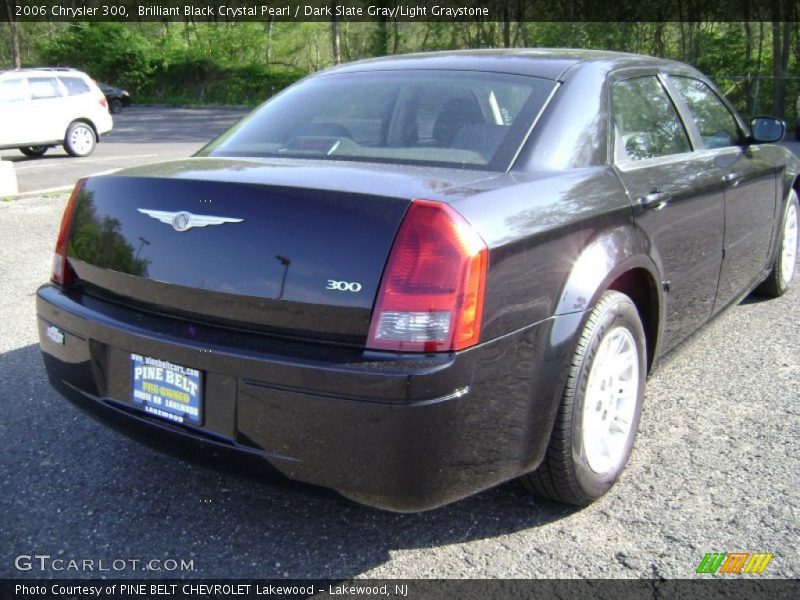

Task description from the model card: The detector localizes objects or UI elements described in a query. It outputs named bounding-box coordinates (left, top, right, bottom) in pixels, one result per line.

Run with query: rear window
left=28, top=77, right=61, bottom=100
left=59, top=76, right=91, bottom=96
left=201, top=71, right=556, bottom=170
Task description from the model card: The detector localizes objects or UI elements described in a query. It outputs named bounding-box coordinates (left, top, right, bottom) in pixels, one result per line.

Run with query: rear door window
left=669, top=77, right=742, bottom=149
left=612, top=76, right=692, bottom=162
left=28, top=77, right=61, bottom=100
left=59, top=76, right=91, bottom=96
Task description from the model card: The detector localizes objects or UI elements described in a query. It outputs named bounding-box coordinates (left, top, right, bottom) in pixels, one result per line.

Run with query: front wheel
left=757, top=190, right=798, bottom=297
left=63, top=122, right=96, bottom=157
left=109, top=97, right=123, bottom=114
left=522, top=290, right=647, bottom=505
left=19, top=146, right=47, bottom=158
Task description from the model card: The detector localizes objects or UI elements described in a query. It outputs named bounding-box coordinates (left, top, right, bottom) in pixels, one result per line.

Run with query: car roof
left=322, top=48, right=697, bottom=82
left=0, top=67, right=86, bottom=77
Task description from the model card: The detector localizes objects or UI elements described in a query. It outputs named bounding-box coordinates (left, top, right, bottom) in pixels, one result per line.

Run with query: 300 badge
left=326, top=279, right=363, bottom=292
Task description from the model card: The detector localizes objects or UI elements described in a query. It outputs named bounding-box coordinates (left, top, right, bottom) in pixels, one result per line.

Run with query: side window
left=0, top=79, right=26, bottom=103
left=59, top=76, right=91, bottom=96
left=28, top=77, right=61, bottom=100
left=670, top=77, right=742, bottom=149
left=612, top=76, right=692, bottom=162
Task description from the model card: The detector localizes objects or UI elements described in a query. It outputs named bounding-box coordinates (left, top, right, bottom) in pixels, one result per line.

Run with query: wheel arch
left=605, top=267, right=661, bottom=373
left=555, top=229, right=664, bottom=373
left=66, top=118, right=99, bottom=141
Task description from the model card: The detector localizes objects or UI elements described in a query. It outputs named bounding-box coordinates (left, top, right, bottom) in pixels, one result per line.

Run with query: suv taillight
left=52, top=179, right=85, bottom=286
left=367, top=199, right=488, bottom=353
left=99, top=96, right=108, bottom=109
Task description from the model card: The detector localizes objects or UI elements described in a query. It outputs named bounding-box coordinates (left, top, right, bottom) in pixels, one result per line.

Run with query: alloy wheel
left=781, top=201, right=798, bottom=285
left=581, top=326, right=640, bottom=475
left=69, top=126, right=94, bottom=156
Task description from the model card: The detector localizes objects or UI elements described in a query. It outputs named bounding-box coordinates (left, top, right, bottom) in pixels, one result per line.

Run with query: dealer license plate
left=131, top=353, right=203, bottom=425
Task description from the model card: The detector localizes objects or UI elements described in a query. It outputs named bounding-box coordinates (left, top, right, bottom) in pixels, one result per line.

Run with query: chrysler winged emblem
left=137, top=209, right=244, bottom=232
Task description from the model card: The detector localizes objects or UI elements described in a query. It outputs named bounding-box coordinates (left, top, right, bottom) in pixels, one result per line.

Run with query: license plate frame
left=130, top=353, right=203, bottom=426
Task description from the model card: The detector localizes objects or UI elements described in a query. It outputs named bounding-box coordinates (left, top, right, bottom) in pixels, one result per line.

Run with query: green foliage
left=37, top=23, right=154, bottom=90
left=33, top=22, right=304, bottom=107
left=3, top=21, right=795, bottom=118
left=138, top=59, right=304, bottom=106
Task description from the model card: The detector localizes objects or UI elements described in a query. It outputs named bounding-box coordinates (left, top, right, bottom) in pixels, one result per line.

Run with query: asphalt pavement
left=0, top=107, right=249, bottom=194
left=0, top=109, right=798, bottom=580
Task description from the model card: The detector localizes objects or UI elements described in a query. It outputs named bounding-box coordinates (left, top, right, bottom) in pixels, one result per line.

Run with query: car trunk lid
left=65, top=160, right=495, bottom=343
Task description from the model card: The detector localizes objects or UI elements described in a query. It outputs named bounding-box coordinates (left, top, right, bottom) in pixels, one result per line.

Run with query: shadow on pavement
left=0, top=343, right=575, bottom=579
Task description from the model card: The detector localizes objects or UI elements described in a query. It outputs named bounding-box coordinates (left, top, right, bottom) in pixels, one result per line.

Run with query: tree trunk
left=502, top=3, right=511, bottom=48
left=266, top=19, right=274, bottom=65
left=11, top=21, right=21, bottom=68
left=772, top=19, right=787, bottom=119
left=375, top=17, right=388, bottom=56
left=744, top=22, right=754, bottom=116
left=331, top=0, right=342, bottom=65
left=4, top=0, right=21, bottom=68
left=391, top=21, right=399, bottom=54
left=652, top=22, right=666, bottom=57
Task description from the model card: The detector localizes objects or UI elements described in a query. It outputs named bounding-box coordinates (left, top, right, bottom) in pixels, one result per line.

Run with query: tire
left=756, top=190, right=798, bottom=298
left=109, top=97, right=123, bottom=114
left=19, top=146, right=47, bottom=158
left=522, top=290, right=647, bottom=506
left=63, top=121, right=96, bottom=157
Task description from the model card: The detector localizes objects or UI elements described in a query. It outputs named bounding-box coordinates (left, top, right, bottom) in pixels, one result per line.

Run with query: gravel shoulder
left=0, top=193, right=797, bottom=579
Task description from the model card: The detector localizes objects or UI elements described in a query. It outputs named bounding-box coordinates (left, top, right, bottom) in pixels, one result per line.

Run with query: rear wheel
left=63, top=122, right=96, bottom=157
left=757, top=190, right=798, bottom=297
left=522, top=290, right=647, bottom=505
left=19, top=146, right=47, bottom=158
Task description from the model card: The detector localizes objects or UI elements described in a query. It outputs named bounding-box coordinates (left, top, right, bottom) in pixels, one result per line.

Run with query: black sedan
left=97, top=82, right=131, bottom=114
left=38, top=50, right=799, bottom=512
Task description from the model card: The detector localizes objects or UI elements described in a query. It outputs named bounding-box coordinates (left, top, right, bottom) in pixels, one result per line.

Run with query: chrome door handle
left=722, top=172, right=742, bottom=184
left=639, top=191, right=671, bottom=209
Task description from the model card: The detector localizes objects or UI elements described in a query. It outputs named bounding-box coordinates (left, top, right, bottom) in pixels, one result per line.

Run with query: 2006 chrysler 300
left=38, top=50, right=799, bottom=511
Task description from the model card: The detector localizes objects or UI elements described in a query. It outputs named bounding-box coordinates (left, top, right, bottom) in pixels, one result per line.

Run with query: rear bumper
left=93, top=111, right=113, bottom=136
left=36, top=284, right=580, bottom=511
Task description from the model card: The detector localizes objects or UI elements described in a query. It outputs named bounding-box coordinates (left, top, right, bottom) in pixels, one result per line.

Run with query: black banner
left=3, top=579, right=800, bottom=600
left=2, top=0, right=799, bottom=23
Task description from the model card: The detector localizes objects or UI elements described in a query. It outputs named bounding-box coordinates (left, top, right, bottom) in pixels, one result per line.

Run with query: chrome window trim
left=614, top=145, right=742, bottom=172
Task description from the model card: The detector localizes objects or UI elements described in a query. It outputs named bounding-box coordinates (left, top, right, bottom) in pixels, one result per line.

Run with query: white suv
left=0, top=67, right=113, bottom=158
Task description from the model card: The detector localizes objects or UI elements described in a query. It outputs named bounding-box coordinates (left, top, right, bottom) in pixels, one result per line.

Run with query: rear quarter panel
left=443, top=167, right=647, bottom=341
left=751, top=143, right=800, bottom=265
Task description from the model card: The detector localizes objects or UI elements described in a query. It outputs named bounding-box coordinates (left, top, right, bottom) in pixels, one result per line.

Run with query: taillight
left=367, top=199, right=488, bottom=353
left=52, top=179, right=85, bottom=286
left=99, top=96, right=108, bottom=109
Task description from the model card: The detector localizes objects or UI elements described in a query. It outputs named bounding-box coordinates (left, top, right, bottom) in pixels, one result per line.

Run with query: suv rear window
left=59, top=76, right=91, bottom=96
left=28, top=77, right=61, bottom=100
left=202, top=71, right=556, bottom=171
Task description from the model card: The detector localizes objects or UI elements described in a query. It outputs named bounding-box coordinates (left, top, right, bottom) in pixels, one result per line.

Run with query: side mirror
left=749, top=117, right=785, bottom=144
